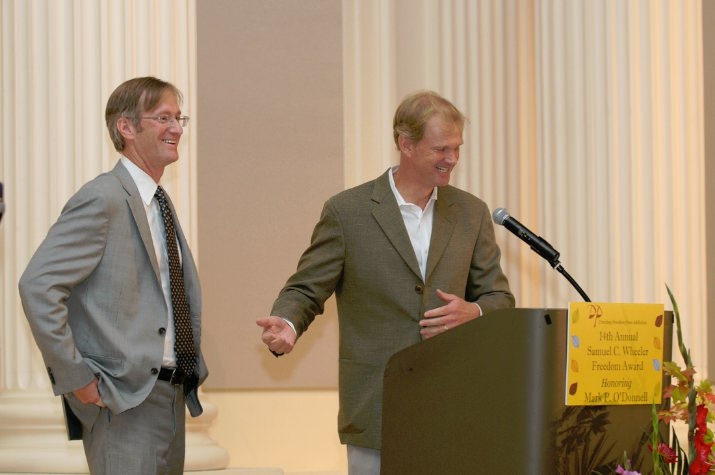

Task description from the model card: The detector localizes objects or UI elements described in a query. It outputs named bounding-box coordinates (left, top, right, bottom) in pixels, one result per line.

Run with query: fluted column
left=0, top=0, right=228, bottom=472
left=342, top=0, right=399, bottom=186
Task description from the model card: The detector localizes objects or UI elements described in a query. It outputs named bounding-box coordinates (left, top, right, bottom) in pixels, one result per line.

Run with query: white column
left=0, top=0, right=228, bottom=472
left=342, top=0, right=399, bottom=187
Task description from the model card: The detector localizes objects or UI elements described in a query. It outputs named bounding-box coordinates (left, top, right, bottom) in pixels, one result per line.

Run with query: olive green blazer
left=272, top=169, right=514, bottom=449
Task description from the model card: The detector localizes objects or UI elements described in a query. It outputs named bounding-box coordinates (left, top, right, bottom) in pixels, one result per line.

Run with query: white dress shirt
left=388, top=166, right=437, bottom=280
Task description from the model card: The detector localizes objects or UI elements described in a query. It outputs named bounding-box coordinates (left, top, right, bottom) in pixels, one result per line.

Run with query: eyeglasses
left=138, top=115, right=190, bottom=127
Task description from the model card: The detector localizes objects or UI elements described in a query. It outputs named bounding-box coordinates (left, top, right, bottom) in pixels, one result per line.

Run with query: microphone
left=0, top=181, right=4, bottom=223
left=492, top=207, right=560, bottom=267
left=493, top=207, right=591, bottom=302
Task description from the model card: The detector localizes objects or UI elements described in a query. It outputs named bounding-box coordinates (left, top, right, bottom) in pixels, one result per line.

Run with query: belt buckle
left=168, top=368, right=183, bottom=386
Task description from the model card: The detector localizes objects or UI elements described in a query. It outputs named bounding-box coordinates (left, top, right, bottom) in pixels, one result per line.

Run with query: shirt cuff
left=282, top=318, right=297, bottom=335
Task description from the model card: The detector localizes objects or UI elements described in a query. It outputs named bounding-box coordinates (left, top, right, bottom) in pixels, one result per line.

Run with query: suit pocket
left=64, top=393, right=101, bottom=435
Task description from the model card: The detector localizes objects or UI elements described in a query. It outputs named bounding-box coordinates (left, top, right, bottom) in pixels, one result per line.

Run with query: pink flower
left=615, top=465, right=641, bottom=475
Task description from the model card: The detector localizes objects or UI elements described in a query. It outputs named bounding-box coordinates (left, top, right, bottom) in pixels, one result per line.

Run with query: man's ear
left=116, top=117, right=136, bottom=140
left=397, top=134, right=413, bottom=155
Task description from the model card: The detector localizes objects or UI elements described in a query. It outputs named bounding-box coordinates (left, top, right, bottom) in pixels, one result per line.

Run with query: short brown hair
left=105, top=77, right=182, bottom=151
left=392, top=90, right=466, bottom=149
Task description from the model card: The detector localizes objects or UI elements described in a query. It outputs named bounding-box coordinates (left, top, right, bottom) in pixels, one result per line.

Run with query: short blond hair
left=392, top=90, right=466, bottom=149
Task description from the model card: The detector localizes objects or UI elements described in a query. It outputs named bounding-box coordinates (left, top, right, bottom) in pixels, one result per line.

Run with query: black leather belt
left=158, top=367, right=186, bottom=386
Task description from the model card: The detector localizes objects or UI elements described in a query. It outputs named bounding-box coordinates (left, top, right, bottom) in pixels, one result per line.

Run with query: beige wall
left=196, top=0, right=343, bottom=389
left=195, top=1, right=348, bottom=472
left=196, top=3, right=348, bottom=471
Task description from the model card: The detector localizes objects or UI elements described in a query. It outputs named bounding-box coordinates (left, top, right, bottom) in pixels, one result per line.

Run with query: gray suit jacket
left=19, top=161, right=207, bottom=437
left=271, top=170, right=514, bottom=449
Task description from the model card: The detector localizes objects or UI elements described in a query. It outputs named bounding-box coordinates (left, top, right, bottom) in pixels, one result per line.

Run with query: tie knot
left=155, top=186, right=167, bottom=203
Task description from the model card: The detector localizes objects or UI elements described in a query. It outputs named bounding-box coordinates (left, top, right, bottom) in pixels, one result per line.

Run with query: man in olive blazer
left=19, top=77, right=207, bottom=474
left=258, top=90, right=514, bottom=474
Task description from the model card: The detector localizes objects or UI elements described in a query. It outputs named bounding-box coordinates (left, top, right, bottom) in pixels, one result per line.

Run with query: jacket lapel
left=371, top=171, right=424, bottom=281
left=111, top=162, right=162, bottom=284
left=425, top=191, right=457, bottom=280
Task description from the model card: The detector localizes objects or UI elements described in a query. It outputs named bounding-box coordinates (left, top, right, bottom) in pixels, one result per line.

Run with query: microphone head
left=492, top=207, right=509, bottom=225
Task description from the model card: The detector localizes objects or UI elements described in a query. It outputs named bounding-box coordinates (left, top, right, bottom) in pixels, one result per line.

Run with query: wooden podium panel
left=381, top=308, right=672, bottom=475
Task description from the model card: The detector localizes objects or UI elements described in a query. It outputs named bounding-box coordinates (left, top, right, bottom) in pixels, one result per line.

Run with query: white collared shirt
left=120, top=157, right=177, bottom=368
left=388, top=166, right=438, bottom=280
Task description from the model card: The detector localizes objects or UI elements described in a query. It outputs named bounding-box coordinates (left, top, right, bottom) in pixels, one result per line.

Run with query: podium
left=381, top=308, right=673, bottom=474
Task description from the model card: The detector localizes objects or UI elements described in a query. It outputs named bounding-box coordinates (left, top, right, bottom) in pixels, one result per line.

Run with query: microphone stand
left=552, top=262, right=591, bottom=302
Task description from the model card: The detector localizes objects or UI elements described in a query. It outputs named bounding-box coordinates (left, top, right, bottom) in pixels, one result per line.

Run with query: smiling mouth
left=436, top=166, right=449, bottom=172
left=163, top=139, right=177, bottom=145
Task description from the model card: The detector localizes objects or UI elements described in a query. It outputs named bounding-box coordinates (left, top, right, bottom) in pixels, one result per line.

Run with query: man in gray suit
left=257, top=90, right=515, bottom=474
left=19, top=76, right=207, bottom=474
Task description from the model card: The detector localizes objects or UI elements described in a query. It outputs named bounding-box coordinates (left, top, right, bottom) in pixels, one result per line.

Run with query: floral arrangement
left=616, top=285, right=715, bottom=474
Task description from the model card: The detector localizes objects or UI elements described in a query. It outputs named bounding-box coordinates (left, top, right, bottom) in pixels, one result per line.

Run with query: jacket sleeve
left=467, top=201, right=515, bottom=314
left=270, top=199, right=345, bottom=337
left=18, top=184, right=109, bottom=395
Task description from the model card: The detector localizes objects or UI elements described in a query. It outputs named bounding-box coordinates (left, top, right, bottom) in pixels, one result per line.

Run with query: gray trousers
left=67, top=380, right=186, bottom=474
left=347, top=445, right=381, bottom=475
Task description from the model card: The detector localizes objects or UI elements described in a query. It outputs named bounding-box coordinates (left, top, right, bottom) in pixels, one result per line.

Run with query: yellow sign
left=565, top=302, right=665, bottom=406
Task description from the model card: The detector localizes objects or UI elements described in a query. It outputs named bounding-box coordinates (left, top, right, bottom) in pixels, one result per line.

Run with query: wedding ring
left=443, top=325, right=448, bottom=331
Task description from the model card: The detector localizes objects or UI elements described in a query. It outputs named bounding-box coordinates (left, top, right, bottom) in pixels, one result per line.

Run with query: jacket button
left=414, top=285, right=424, bottom=294
left=158, top=327, right=166, bottom=335
left=151, top=368, right=159, bottom=375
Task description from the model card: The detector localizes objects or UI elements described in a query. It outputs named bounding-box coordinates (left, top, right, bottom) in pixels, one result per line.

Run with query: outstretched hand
left=256, top=316, right=297, bottom=354
left=419, top=289, right=481, bottom=339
